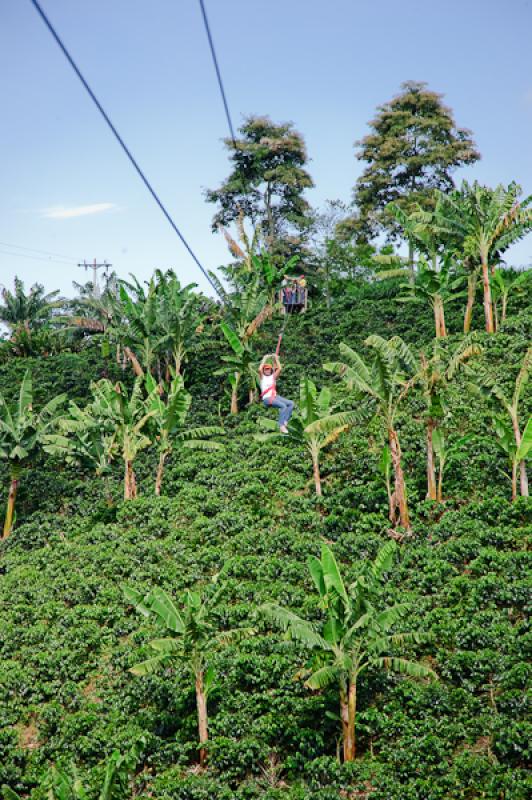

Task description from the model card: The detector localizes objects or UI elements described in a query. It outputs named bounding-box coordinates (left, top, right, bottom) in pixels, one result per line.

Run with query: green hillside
left=1, top=278, right=530, bottom=800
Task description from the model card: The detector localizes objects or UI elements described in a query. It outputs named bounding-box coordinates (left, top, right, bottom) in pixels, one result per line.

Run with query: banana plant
left=145, top=372, right=224, bottom=496
left=484, top=346, right=531, bottom=499
left=325, top=335, right=416, bottom=529
left=43, top=400, right=112, bottom=478
left=151, top=270, right=203, bottom=377
left=262, top=542, right=437, bottom=762
left=397, top=257, right=465, bottom=339
left=413, top=337, right=481, bottom=500
left=123, top=567, right=245, bottom=767
left=437, top=182, right=532, bottom=333
left=216, top=320, right=258, bottom=414
left=490, top=268, right=530, bottom=329
left=60, top=378, right=158, bottom=500
left=0, top=371, right=66, bottom=538
left=256, top=377, right=357, bottom=496
left=3, top=737, right=144, bottom=800
left=431, top=429, right=474, bottom=502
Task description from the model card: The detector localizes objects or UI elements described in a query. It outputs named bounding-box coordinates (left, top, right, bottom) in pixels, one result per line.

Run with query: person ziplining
left=258, top=354, right=294, bottom=434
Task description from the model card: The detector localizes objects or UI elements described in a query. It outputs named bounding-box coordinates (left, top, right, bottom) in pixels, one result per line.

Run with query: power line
left=28, top=0, right=223, bottom=302
left=0, top=247, right=75, bottom=266
left=197, top=0, right=237, bottom=148
left=0, top=240, right=76, bottom=262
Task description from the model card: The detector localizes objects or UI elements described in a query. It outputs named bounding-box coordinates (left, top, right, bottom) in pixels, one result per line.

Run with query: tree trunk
left=511, top=459, right=518, bottom=502
left=501, top=294, right=508, bottom=324
left=2, top=474, right=19, bottom=539
left=311, top=449, right=322, bottom=497
left=124, top=460, right=137, bottom=500
left=433, top=302, right=440, bottom=339
left=155, top=452, right=167, bottom=496
left=464, top=273, right=477, bottom=333
left=340, top=680, right=357, bottom=762
left=480, top=255, right=495, bottom=333
left=437, top=459, right=444, bottom=503
left=230, top=385, right=238, bottom=415
left=438, top=297, right=447, bottom=337
left=408, top=240, right=415, bottom=284
left=195, top=670, right=209, bottom=767
left=388, top=427, right=410, bottom=530
left=511, top=416, right=529, bottom=498
left=519, top=461, right=529, bottom=498
left=426, top=420, right=437, bottom=500
left=339, top=686, right=350, bottom=762
left=265, top=183, right=275, bottom=248
left=124, top=346, right=144, bottom=378
left=230, top=373, right=240, bottom=415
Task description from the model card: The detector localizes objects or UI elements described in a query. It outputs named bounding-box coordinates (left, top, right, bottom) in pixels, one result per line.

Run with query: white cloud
left=41, top=203, right=116, bottom=219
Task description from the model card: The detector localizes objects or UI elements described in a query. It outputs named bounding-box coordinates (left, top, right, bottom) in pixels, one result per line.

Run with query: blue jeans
left=263, top=394, right=294, bottom=428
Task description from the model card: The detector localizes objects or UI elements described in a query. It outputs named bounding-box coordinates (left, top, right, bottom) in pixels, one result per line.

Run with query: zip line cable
left=197, top=0, right=237, bottom=148
left=196, top=1, right=292, bottom=359
left=28, top=0, right=223, bottom=301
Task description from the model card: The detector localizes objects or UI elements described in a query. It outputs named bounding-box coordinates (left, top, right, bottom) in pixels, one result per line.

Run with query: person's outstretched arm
left=273, top=354, right=282, bottom=378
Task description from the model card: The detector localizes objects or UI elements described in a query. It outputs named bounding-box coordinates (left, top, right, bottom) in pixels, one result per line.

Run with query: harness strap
left=260, top=384, right=276, bottom=404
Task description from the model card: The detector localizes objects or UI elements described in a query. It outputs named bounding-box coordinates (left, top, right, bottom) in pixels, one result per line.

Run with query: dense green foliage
left=346, top=81, right=480, bottom=243
left=1, top=78, right=531, bottom=800
left=1, top=277, right=530, bottom=799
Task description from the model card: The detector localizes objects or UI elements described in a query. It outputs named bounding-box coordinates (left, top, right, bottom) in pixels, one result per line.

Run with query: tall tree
left=0, top=371, right=65, bottom=538
left=206, top=115, right=314, bottom=249
left=262, top=542, right=436, bottom=762
left=351, top=81, right=479, bottom=248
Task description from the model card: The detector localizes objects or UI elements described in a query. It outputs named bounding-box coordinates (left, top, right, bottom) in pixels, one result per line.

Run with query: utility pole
left=77, top=259, right=111, bottom=298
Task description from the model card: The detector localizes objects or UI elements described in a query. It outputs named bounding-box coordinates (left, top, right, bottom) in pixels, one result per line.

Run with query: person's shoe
left=279, top=424, right=289, bottom=435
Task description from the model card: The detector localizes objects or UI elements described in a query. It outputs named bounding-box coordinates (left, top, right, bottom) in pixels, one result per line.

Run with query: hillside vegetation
left=1, top=83, right=532, bottom=800
left=1, top=279, right=530, bottom=800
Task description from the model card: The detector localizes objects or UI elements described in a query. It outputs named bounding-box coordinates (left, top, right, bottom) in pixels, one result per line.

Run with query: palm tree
left=484, top=346, right=531, bottom=499
left=123, top=570, right=245, bottom=767
left=325, top=335, right=416, bottom=530
left=145, top=372, right=224, bottom=495
left=0, top=276, right=62, bottom=333
left=437, top=182, right=532, bottom=333
left=0, top=372, right=66, bottom=538
left=413, top=338, right=481, bottom=500
left=256, top=377, right=357, bottom=496
left=262, top=542, right=437, bottom=761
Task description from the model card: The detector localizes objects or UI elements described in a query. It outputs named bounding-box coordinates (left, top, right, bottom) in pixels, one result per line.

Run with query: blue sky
left=1, top=0, right=532, bottom=298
